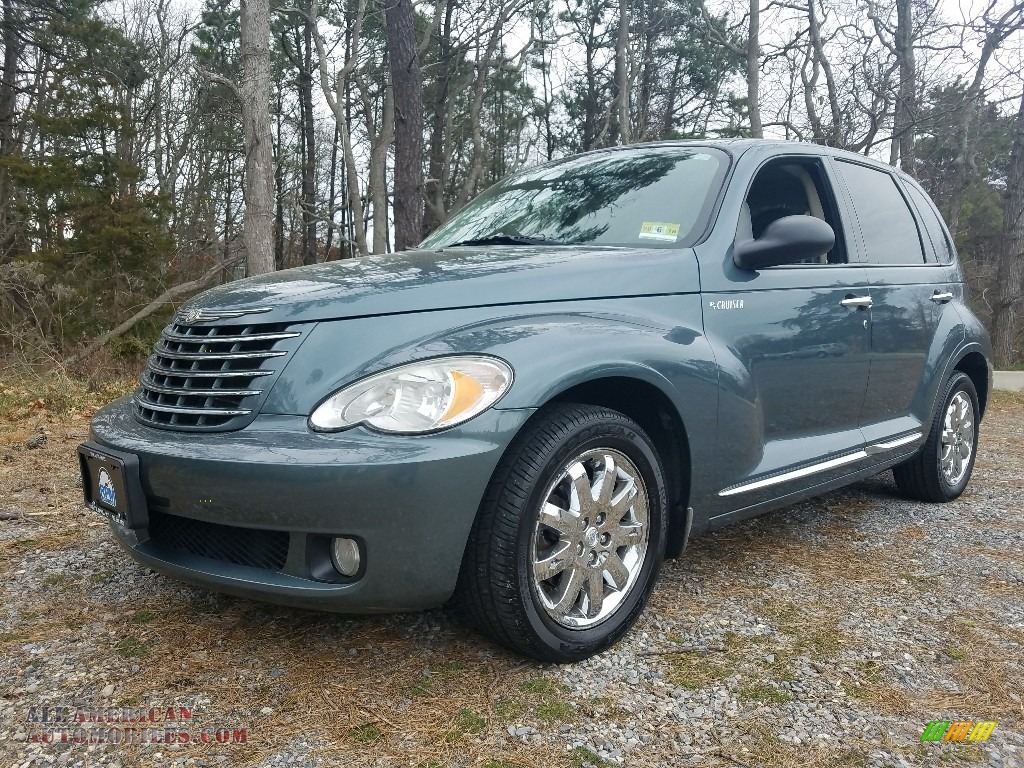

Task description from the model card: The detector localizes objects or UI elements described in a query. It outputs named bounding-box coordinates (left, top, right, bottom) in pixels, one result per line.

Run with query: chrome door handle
left=930, top=291, right=954, bottom=303
left=841, top=296, right=873, bottom=308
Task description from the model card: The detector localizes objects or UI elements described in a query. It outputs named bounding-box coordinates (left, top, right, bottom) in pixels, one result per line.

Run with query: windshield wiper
left=443, top=235, right=575, bottom=248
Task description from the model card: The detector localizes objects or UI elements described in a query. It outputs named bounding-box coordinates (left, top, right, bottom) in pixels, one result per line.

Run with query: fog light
left=331, top=537, right=361, bottom=576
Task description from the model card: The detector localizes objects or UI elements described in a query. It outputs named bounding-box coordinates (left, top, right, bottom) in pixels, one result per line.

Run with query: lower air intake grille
left=147, top=510, right=290, bottom=571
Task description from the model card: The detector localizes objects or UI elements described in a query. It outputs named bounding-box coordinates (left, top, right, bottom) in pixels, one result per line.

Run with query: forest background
left=1, top=0, right=1023, bottom=374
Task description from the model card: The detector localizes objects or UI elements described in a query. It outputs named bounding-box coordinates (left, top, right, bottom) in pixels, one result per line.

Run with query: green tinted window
left=421, top=148, right=728, bottom=249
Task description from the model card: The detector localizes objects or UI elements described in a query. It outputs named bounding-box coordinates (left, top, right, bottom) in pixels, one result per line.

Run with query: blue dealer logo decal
left=97, top=468, right=116, bottom=508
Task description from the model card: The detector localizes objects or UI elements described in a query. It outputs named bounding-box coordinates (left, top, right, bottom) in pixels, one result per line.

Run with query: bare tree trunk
left=993, top=91, right=1024, bottom=366
left=274, top=88, right=285, bottom=270
left=299, top=3, right=317, bottom=265
left=362, top=80, right=394, bottom=254
left=747, top=0, right=762, bottom=138
left=0, top=0, right=22, bottom=264
left=425, top=0, right=455, bottom=233
left=582, top=7, right=599, bottom=150
left=634, top=15, right=654, bottom=140
left=660, top=52, right=682, bottom=138
left=325, top=118, right=339, bottom=259
left=223, top=156, right=235, bottom=285
left=540, top=16, right=555, bottom=158
left=239, top=0, right=276, bottom=275
left=613, top=0, right=630, bottom=144
left=806, top=0, right=842, bottom=145
left=894, top=0, right=915, bottom=173
left=383, top=0, right=423, bottom=251
left=450, top=19, right=507, bottom=214
left=307, top=0, right=368, bottom=256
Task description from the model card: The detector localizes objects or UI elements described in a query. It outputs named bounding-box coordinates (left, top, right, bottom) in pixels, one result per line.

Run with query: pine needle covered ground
left=1, top=373, right=1022, bottom=767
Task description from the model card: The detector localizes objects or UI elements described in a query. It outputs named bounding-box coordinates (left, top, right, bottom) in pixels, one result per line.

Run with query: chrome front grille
left=134, top=321, right=302, bottom=431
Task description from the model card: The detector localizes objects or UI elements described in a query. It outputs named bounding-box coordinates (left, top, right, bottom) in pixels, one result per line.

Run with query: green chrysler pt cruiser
left=79, top=140, right=992, bottom=662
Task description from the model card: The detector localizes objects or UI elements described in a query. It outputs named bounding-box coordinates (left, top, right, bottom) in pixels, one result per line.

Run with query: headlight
left=309, top=356, right=514, bottom=434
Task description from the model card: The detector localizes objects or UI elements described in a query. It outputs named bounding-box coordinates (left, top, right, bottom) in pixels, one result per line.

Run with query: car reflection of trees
left=757, top=342, right=850, bottom=361
left=454, top=152, right=686, bottom=245
left=778, top=290, right=872, bottom=351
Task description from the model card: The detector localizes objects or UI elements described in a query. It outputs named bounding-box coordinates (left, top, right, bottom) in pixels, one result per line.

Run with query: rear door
left=831, top=159, right=963, bottom=449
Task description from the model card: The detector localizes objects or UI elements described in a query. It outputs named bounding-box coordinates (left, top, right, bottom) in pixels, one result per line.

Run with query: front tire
left=457, top=403, right=668, bottom=662
left=893, top=371, right=980, bottom=502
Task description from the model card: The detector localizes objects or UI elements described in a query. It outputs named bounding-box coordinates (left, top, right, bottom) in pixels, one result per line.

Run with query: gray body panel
left=88, top=139, right=993, bottom=612
left=178, top=245, right=698, bottom=326
left=93, top=398, right=535, bottom=610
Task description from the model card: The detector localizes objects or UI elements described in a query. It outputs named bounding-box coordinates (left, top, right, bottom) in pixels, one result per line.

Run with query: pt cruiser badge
left=708, top=299, right=745, bottom=310
left=80, top=140, right=992, bottom=662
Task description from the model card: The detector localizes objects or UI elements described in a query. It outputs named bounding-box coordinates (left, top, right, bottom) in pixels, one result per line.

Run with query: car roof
left=580, top=138, right=908, bottom=178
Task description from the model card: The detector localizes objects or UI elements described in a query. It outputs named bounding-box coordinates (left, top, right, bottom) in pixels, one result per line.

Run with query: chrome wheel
left=531, top=448, right=650, bottom=629
left=893, top=372, right=980, bottom=504
left=940, top=391, right=974, bottom=487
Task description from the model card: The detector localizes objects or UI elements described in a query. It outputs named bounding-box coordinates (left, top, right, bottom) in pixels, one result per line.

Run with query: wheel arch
left=953, top=350, right=989, bottom=418
left=546, top=376, right=692, bottom=559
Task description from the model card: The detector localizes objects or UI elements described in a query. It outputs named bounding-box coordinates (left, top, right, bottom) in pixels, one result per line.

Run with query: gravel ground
left=0, top=388, right=1022, bottom=768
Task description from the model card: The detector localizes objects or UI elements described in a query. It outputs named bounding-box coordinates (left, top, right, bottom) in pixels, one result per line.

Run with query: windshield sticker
left=638, top=221, right=680, bottom=242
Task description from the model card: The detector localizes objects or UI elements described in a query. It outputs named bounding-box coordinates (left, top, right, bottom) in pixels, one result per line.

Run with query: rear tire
left=456, top=403, right=668, bottom=662
left=893, top=371, right=979, bottom=503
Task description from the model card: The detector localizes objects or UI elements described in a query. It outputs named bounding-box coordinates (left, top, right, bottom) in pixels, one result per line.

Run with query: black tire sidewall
left=510, top=414, right=668, bottom=661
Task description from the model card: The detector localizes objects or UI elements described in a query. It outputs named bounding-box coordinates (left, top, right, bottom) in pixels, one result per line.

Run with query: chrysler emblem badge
left=179, top=307, right=202, bottom=324
left=175, top=306, right=273, bottom=324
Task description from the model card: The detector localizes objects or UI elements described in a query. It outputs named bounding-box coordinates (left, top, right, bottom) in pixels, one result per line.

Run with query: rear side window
left=903, top=182, right=955, bottom=263
left=835, top=160, right=925, bottom=265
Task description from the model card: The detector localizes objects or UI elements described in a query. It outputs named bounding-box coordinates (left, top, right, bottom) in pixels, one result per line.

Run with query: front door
left=701, top=156, right=871, bottom=512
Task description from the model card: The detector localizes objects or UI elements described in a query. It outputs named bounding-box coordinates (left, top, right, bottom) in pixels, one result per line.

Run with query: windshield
left=421, top=146, right=728, bottom=250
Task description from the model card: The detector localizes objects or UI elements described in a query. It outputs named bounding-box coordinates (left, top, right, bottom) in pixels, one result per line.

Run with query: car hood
left=179, top=245, right=699, bottom=325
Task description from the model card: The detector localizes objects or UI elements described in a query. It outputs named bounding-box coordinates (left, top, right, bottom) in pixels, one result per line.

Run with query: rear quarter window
left=902, top=182, right=955, bottom=264
left=835, top=160, right=925, bottom=265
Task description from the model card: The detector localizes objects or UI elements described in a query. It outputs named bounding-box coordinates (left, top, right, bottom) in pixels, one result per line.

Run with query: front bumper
left=90, top=397, right=535, bottom=612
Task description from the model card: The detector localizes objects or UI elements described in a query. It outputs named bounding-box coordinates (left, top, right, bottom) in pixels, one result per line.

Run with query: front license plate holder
left=77, top=441, right=149, bottom=530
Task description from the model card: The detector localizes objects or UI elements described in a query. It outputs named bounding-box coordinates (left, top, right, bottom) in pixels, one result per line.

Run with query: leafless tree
left=239, top=0, right=275, bottom=275
left=993, top=89, right=1024, bottom=365
left=383, top=0, right=423, bottom=250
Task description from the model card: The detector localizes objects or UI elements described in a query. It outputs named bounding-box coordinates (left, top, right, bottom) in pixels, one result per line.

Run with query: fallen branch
left=66, top=257, right=244, bottom=365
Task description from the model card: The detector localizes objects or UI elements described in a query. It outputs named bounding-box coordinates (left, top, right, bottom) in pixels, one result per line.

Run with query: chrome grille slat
left=134, top=320, right=301, bottom=431
left=151, top=345, right=288, bottom=361
left=162, top=330, right=300, bottom=344
left=133, top=396, right=251, bottom=417
left=145, top=362, right=274, bottom=379
left=138, top=379, right=261, bottom=398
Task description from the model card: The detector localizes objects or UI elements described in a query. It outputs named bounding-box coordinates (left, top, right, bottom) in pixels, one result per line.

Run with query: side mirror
left=733, top=215, right=836, bottom=271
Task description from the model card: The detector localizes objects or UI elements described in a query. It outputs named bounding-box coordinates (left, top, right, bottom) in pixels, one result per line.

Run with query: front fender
left=265, top=298, right=714, bottom=411
left=263, top=296, right=721, bottom=510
